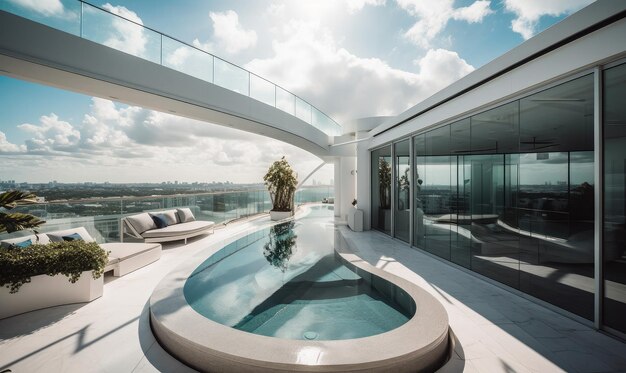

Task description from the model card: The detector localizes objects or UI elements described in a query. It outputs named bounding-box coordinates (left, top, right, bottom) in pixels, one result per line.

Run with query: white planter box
left=348, top=208, right=364, bottom=232
left=0, top=271, right=103, bottom=319
left=269, top=210, right=293, bottom=221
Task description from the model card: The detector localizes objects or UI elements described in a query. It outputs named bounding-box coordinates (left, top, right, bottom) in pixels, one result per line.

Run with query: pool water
left=184, top=205, right=414, bottom=340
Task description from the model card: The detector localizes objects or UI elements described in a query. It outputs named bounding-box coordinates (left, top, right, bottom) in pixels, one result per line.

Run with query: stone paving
left=1, top=215, right=625, bottom=372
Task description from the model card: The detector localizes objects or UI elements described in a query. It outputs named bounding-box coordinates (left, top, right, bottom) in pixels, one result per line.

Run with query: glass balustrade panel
left=214, top=58, right=249, bottom=95
left=250, top=75, right=275, bottom=107
left=162, top=36, right=213, bottom=83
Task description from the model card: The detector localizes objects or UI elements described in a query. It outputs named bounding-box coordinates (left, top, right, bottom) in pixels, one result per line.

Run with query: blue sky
left=0, top=0, right=595, bottom=183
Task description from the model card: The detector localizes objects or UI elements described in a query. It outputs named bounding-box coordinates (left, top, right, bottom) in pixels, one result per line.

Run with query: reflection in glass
left=603, top=63, right=626, bottom=334
left=395, top=140, right=410, bottom=242
left=82, top=3, right=161, bottom=64
left=162, top=36, right=213, bottom=83
left=214, top=58, right=249, bottom=95
left=372, top=146, right=392, bottom=235
left=378, top=74, right=595, bottom=319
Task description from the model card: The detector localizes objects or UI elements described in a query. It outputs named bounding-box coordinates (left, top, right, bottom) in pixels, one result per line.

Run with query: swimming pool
left=150, top=205, right=450, bottom=372
left=184, top=206, right=414, bottom=340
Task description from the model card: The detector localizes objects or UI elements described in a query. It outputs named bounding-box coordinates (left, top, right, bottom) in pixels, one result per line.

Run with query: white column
left=333, top=158, right=341, bottom=217
left=339, top=156, right=357, bottom=221
left=356, top=138, right=371, bottom=230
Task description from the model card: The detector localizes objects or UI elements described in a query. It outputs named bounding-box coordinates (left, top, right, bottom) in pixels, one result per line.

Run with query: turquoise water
left=184, top=205, right=414, bottom=340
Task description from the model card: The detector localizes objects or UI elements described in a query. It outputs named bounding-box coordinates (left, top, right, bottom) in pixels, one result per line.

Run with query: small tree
left=0, top=190, right=45, bottom=234
left=264, top=157, right=298, bottom=212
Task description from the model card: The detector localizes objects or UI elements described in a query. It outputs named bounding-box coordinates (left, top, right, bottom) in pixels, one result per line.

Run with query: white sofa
left=121, top=208, right=214, bottom=244
left=0, top=227, right=161, bottom=319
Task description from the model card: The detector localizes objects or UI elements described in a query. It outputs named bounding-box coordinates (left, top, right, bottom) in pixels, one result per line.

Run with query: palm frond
left=0, top=212, right=45, bottom=233
left=0, top=190, right=39, bottom=210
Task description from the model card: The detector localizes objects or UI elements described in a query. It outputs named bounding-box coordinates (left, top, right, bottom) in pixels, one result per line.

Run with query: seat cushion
left=1, top=233, right=50, bottom=247
left=177, top=208, right=195, bottom=223
left=47, top=227, right=95, bottom=243
left=141, top=220, right=214, bottom=239
left=101, top=242, right=162, bottom=261
left=125, top=213, right=157, bottom=235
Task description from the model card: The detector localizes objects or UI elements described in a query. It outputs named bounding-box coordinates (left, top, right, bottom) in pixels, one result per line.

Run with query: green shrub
left=0, top=241, right=109, bottom=293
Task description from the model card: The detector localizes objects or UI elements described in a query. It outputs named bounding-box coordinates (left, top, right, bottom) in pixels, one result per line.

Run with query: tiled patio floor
left=1, top=216, right=625, bottom=372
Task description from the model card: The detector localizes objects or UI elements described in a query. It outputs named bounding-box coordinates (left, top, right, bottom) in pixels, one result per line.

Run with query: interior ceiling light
left=530, top=98, right=584, bottom=102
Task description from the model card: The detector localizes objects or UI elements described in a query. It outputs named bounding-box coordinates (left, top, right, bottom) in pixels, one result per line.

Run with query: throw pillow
left=62, top=233, right=83, bottom=241
left=151, top=214, right=169, bottom=229
left=176, top=208, right=196, bottom=223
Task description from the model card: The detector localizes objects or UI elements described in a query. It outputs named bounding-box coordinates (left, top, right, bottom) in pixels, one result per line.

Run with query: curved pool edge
left=149, top=216, right=450, bottom=372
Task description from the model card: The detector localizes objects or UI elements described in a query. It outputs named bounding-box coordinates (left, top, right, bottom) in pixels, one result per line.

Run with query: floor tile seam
left=130, top=339, right=156, bottom=373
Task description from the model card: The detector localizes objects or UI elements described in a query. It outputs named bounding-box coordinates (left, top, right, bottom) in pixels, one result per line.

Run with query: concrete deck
left=1, top=216, right=625, bottom=372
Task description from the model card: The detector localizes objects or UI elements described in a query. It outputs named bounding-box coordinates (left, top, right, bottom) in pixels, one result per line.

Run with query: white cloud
left=5, top=98, right=329, bottom=183
left=0, top=131, right=26, bottom=153
left=8, top=0, right=65, bottom=17
left=346, top=0, right=386, bottom=13
left=18, top=113, right=81, bottom=153
left=503, top=0, right=595, bottom=40
left=246, top=21, right=474, bottom=123
left=207, top=10, right=257, bottom=55
left=100, top=3, right=149, bottom=58
left=397, top=0, right=493, bottom=48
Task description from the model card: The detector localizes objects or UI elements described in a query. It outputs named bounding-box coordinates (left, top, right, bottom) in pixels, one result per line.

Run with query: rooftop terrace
left=1, top=214, right=625, bottom=372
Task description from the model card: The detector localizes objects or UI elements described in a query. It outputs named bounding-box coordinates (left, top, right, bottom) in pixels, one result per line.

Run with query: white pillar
left=340, top=156, right=357, bottom=221
left=333, top=158, right=341, bottom=217
left=356, top=138, right=371, bottom=230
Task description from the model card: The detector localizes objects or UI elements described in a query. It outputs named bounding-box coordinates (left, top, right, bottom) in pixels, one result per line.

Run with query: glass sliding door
left=518, top=74, right=594, bottom=320
left=421, top=126, right=452, bottom=259
left=394, top=140, right=411, bottom=242
left=469, top=102, right=520, bottom=289
left=371, top=146, right=392, bottom=234
left=603, top=62, right=626, bottom=334
left=450, top=119, right=471, bottom=268
left=374, top=70, right=598, bottom=324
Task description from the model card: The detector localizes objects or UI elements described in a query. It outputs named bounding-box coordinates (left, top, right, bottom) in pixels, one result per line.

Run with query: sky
left=0, top=0, right=596, bottom=184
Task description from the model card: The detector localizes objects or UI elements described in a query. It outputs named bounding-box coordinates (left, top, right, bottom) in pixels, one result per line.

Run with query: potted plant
left=0, top=190, right=107, bottom=318
left=264, top=157, right=298, bottom=221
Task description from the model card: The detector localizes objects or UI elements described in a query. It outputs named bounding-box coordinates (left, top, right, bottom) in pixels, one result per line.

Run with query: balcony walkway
left=0, top=8, right=335, bottom=158
left=1, top=217, right=625, bottom=372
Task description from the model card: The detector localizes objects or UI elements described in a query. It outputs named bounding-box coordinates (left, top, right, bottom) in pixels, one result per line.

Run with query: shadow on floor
left=343, top=229, right=626, bottom=372
left=0, top=303, right=84, bottom=340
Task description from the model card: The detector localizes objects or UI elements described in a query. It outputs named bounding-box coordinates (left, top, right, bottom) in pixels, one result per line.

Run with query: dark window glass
left=520, top=74, right=594, bottom=153
left=517, top=74, right=594, bottom=320
left=450, top=119, right=471, bottom=267
left=603, top=63, right=626, bottom=333
left=371, top=146, right=392, bottom=234
left=471, top=102, right=519, bottom=154
left=395, top=140, right=410, bottom=242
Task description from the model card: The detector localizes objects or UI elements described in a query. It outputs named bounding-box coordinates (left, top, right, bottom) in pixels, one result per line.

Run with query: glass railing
left=0, top=187, right=334, bottom=244
left=0, top=0, right=342, bottom=136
